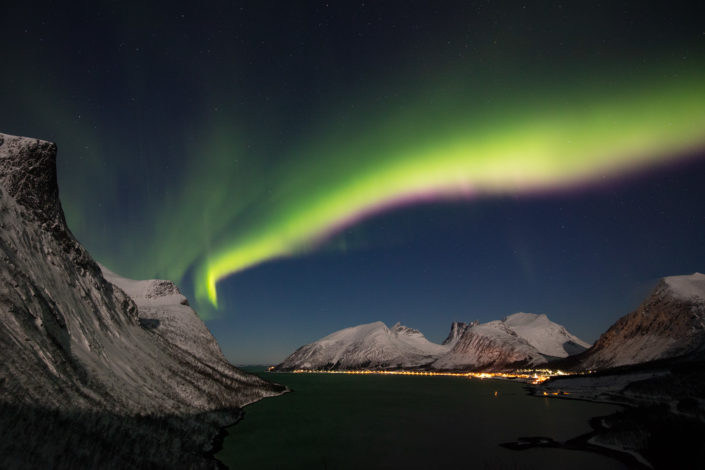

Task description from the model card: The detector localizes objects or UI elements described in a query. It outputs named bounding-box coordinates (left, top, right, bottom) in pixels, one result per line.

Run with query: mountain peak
left=391, top=322, right=422, bottom=336
left=663, top=272, right=705, bottom=301
left=0, top=133, right=61, bottom=224
left=499, top=312, right=590, bottom=357
left=433, top=321, right=545, bottom=371
left=502, top=312, right=548, bottom=325
left=442, top=321, right=472, bottom=346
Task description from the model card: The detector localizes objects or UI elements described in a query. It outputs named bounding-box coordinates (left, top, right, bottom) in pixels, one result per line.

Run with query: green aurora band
left=196, top=69, right=705, bottom=308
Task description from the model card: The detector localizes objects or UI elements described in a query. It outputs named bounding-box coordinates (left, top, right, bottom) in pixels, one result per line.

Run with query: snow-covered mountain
left=100, top=265, right=228, bottom=366
left=276, top=313, right=590, bottom=371
left=432, top=313, right=591, bottom=370
left=501, top=312, right=591, bottom=358
left=432, top=321, right=547, bottom=370
left=275, top=321, right=451, bottom=370
left=0, top=132, right=285, bottom=468
left=572, top=273, right=705, bottom=370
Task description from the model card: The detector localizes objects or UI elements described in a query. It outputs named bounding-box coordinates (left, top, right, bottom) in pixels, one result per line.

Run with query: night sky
left=2, top=1, right=704, bottom=364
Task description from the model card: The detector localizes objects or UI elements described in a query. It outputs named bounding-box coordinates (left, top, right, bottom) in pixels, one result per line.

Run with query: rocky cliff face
left=0, top=132, right=285, bottom=469
left=574, top=273, right=705, bottom=370
left=442, top=321, right=475, bottom=346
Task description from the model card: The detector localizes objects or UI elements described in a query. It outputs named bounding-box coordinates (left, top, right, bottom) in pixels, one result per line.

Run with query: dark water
left=218, top=369, right=627, bottom=470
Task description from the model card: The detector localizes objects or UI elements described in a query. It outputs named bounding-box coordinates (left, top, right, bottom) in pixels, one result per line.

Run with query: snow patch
left=664, top=272, right=705, bottom=301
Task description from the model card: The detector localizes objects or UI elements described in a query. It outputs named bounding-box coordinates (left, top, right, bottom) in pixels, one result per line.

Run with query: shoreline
left=524, top=361, right=705, bottom=469
left=209, top=385, right=292, bottom=469
left=270, top=367, right=564, bottom=385
left=500, top=412, right=651, bottom=469
left=519, top=383, right=654, bottom=468
left=204, top=409, right=244, bottom=470
left=267, top=369, right=651, bottom=468
left=218, top=368, right=704, bottom=469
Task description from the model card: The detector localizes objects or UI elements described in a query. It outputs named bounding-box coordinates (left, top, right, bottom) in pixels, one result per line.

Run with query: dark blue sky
left=1, top=1, right=704, bottom=363
left=211, top=157, right=705, bottom=363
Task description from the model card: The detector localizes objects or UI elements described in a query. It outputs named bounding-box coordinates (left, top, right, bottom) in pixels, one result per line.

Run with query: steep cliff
left=441, top=321, right=475, bottom=346
left=0, top=132, right=285, bottom=469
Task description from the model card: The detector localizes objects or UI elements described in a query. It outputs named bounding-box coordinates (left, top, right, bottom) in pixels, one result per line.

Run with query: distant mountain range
left=275, top=312, right=591, bottom=371
left=277, top=273, right=705, bottom=372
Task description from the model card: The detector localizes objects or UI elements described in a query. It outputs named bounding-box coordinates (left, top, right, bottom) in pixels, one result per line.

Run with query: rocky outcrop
left=442, top=321, right=475, bottom=346
left=572, top=274, right=705, bottom=370
left=0, top=135, right=62, bottom=224
left=0, top=132, right=285, bottom=469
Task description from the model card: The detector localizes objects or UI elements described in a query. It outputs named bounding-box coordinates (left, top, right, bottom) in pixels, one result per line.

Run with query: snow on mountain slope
left=275, top=321, right=451, bottom=370
left=431, top=321, right=547, bottom=370
left=100, top=265, right=227, bottom=365
left=0, top=132, right=284, bottom=414
left=276, top=313, right=588, bottom=371
left=574, top=273, right=705, bottom=370
left=501, top=312, right=591, bottom=358
left=664, top=272, right=705, bottom=302
left=0, top=131, right=289, bottom=468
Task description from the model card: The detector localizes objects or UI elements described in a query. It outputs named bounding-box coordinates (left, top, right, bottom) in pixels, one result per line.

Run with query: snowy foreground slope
left=569, top=273, right=705, bottom=370
left=0, top=132, right=285, bottom=469
left=276, top=313, right=590, bottom=371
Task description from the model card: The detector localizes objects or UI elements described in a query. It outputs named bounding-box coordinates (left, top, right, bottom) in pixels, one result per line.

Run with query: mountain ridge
left=275, top=312, right=591, bottom=371
left=277, top=274, right=705, bottom=374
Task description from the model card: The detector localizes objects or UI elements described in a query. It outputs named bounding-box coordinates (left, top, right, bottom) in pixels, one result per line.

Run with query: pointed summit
left=442, top=321, right=472, bottom=346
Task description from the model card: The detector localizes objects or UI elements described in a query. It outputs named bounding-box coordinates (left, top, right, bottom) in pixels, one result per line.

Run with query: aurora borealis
left=198, top=70, right=705, bottom=306
left=2, top=1, right=705, bottom=362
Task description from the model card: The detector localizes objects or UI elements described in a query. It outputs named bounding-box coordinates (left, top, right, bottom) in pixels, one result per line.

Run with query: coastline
left=521, top=362, right=705, bottom=470
left=216, top=367, right=704, bottom=469
left=519, top=380, right=653, bottom=468
left=210, top=380, right=292, bottom=470
left=501, top=408, right=651, bottom=469
left=203, top=409, right=244, bottom=470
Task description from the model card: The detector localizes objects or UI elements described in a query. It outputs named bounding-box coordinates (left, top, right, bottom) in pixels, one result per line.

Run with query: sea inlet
left=217, top=367, right=627, bottom=469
